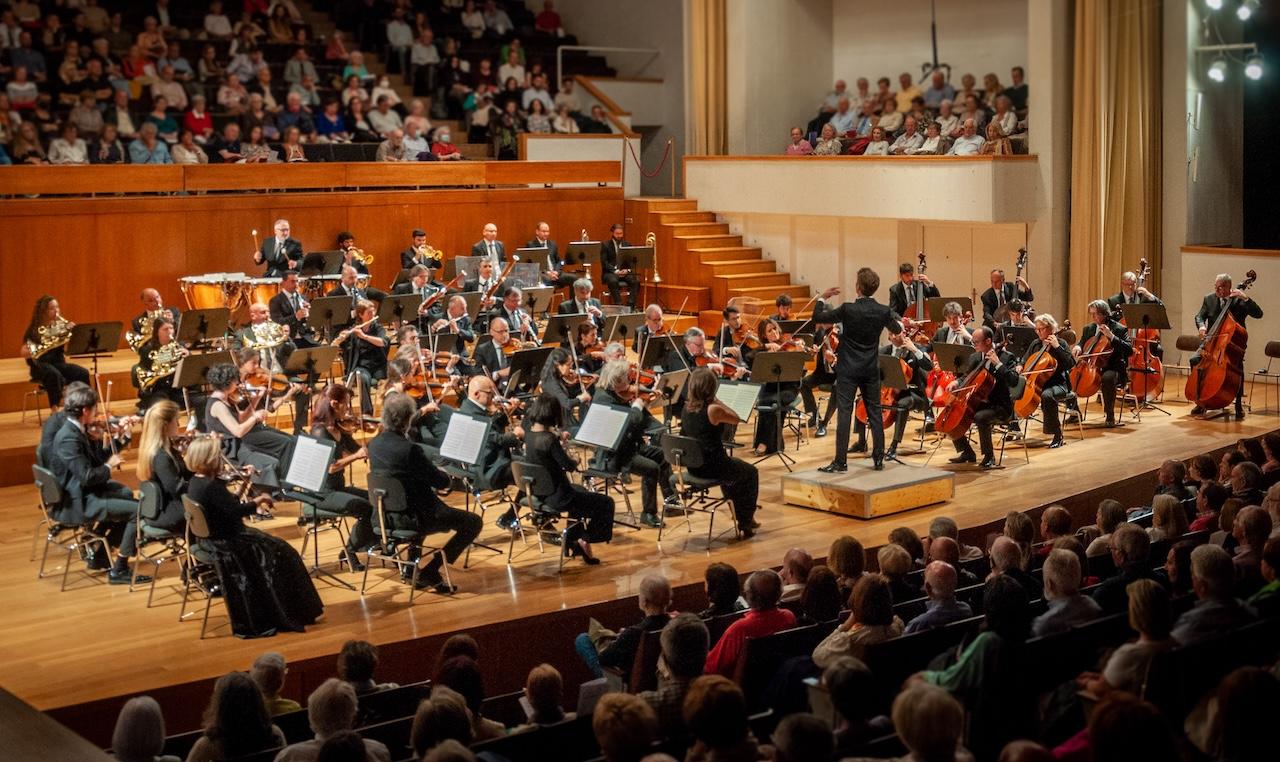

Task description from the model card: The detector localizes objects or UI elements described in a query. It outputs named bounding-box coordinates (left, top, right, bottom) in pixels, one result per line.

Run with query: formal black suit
left=473, top=339, right=510, bottom=389
left=523, top=430, right=614, bottom=544
left=1077, top=319, right=1132, bottom=423
left=147, top=448, right=190, bottom=532
left=810, top=296, right=904, bottom=462
left=430, top=313, right=476, bottom=347
left=600, top=237, right=638, bottom=308
left=853, top=343, right=933, bottom=448
left=888, top=280, right=940, bottom=320
left=50, top=419, right=139, bottom=554
left=401, top=246, right=442, bottom=271
left=1107, top=290, right=1163, bottom=310
left=588, top=387, right=672, bottom=517
left=488, top=304, right=537, bottom=342
left=471, top=239, right=507, bottom=264
left=258, top=236, right=304, bottom=277
left=454, top=398, right=519, bottom=489
left=527, top=238, right=575, bottom=291
left=1192, top=291, right=1264, bottom=411
left=949, top=348, right=1022, bottom=461
left=367, top=430, right=481, bottom=568
left=327, top=282, right=387, bottom=306
left=1020, top=337, right=1076, bottom=436
left=392, top=280, right=447, bottom=329
left=268, top=289, right=316, bottom=346
left=465, top=277, right=504, bottom=297
left=980, top=281, right=1034, bottom=327
left=557, top=296, right=604, bottom=330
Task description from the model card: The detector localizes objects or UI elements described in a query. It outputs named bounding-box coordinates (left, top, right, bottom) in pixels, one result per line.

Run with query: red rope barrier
left=625, top=138, right=673, bottom=178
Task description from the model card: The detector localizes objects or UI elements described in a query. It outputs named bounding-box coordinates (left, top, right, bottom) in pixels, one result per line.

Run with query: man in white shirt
left=936, top=100, right=960, bottom=139
left=402, top=122, right=428, bottom=158
left=283, top=47, right=316, bottom=86
left=274, top=679, right=391, bottom=762
left=947, top=119, right=986, bottom=156
left=367, top=95, right=404, bottom=137
left=522, top=74, right=554, bottom=113
left=385, top=8, right=414, bottom=76
left=555, top=77, right=581, bottom=113
left=483, top=0, right=514, bottom=37
left=204, top=0, right=232, bottom=38
left=411, top=28, right=440, bottom=68
left=889, top=117, right=923, bottom=155
left=151, top=65, right=188, bottom=111
left=472, top=223, right=506, bottom=265
left=498, top=50, right=525, bottom=85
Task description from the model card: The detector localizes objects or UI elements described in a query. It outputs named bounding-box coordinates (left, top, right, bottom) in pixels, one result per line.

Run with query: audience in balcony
left=128, top=121, right=170, bottom=163
left=812, top=123, right=842, bottom=156
left=862, top=125, right=889, bottom=156
left=89, top=122, right=124, bottom=163
left=947, top=118, right=984, bottom=155
left=784, top=126, right=812, bottom=156
left=433, top=126, right=463, bottom=160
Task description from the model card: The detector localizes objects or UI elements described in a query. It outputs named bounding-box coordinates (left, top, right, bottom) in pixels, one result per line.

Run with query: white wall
left=543, top=0, right=685, bottom=196
left=831, top=0, right=1028, bottom=87
left=726, top=0, right=834, bottom=155
left=521, top=134, right=640, bottom=196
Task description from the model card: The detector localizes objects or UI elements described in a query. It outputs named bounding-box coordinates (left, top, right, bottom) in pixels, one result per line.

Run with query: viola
left=1126, top=258, right=1164, bottom=402
left=1186, top=270, right=1258, bottom=409
left=695, top=351, right=740, bottom=379
left=628, top=364, right=658, bottom=387
left=732, top=325, right=761, bottom=350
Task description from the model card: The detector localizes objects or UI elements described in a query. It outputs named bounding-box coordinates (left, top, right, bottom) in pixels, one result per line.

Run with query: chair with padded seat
left=179, top=496, right=226, bottom=639
left=293, top=490, right=357, bottom=590
left=510, top=459, right=588, bottom=571
left=658, top=433, right=738, bottom=546
left=1247, top=339, right=1280, bottom=414
left=33, top=464, right=114, bottom=591
left=363, top=473, right=452, bottom=603
left=131, top=480, right=188, bottom=606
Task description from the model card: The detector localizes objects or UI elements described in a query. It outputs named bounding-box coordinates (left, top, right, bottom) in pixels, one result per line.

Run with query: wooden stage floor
left=0, top=391, right=1274, bottom=722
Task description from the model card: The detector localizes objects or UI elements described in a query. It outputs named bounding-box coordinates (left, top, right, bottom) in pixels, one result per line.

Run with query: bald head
left=141, top=288, right=162, bottom=310
left=923, top=561, right=958, bottom=600
left=467, top=375, right=497, bottom=402
left=990, top=536, right=1022, bottom=573
left=929, top=536, right=960, bottom=567
left=781, top=548, right=813, bottom=586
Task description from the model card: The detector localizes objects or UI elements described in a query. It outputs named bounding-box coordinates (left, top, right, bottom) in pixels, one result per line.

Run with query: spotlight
left=1246, top=54, right=1264, bottom=80
left=1205, top=0, right=1223, bottom=9
left=1238, top=0, right=1259, bottom=20
left=1209, top=56, right=1229, bottom=82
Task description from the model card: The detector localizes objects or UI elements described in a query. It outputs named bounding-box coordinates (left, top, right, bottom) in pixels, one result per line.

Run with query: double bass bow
left=1186, top=270, right=1258, bottom=410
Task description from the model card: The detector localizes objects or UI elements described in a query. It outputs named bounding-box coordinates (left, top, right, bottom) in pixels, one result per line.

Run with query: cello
left=1014, top=334, right=1058, bottom=419
left=926, top=309, right=975, bottom=407
left=934, top=347, right=997, bottom=437
left=1126, top=259, right=1165, bottom=402
left=1069, top=305, right=1123, bottom=399
left=856, top=351, right=911, bottom=428
left=1186, top=270, right=1258, bottom=410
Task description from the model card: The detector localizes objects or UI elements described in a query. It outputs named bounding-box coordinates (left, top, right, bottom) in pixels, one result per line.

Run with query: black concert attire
left=810, top=296, right=904, bottom=465
left=258, top=236, right=304, bottom=277
left=888, top=280, right=940, bottom=320
left=800, top=327, right=838, bottom=427
left=327, top=282, right=388, bottom=311
left=268, top=289, right=317, bottom=347
left=1076, top=318, right=1132, bottom=424
left=589, top=387, right=674, bottom=519
left=541, top=372, right=589, bottom=429
left=853, top=343, right=932, bottom=450
left=680, top=405, right=758, bottom=528
left=147, top=448, right=190, bottom=533
left=949, top=348, right=1021, bottom=462
left=310, top=425, right=377, bottom=554
left=187, top=475, right=324, bottom=638
left=527, top=237, right=575, bottom=293
left=523, top=430, right=614, bottom=545
left=135, top=338, right=184, bottom=411
left=50, top=419, right=140, bottom=555
left=660, top=344, right=697, bottom=420
left=457, top=397, right=519, bottom=489
left=1108, top=289, right=1164, bottom=361
left=753, top=355, right=800, bottom=455
left=205, top=395, right=293, bottom=489
left=471, top=238, right=507, bottom=264
left=931, top=324, right=973, bottom=347
left=392, top=280, right=447, bottom=331
left=575, top=342, right=604, bottom=375
left=25, top=341, right=90, bottom=408
left=1192, top=291, right=1264, bottom=412
left=367, top=429, right=483, bottom=575
left=401, top=246, right=443, bottom=271
left=473, top=340, right=512, bottom=392
left=601, top=237, right=638, bottom=309
left=339, top=323, right=389, bottom=415
left=1020, top=336, right=1076, bottom=437
left=489, top=303, right=538, bottom=344
left=979, top=281, right=1034, bottom=328
left=236, top=324, right=313, bottom=436
left=557, top=295, right=605, bottom=331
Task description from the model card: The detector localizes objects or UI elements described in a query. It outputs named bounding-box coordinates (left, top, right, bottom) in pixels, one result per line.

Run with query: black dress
left=26, top=344, right=90, bottom=408
left=680, top=406, right=759, bottom=528
left=524, top=430, right=614, bottom=544
left=311, top=426, right=377, bottom=552
left=205, top=395, right=293, bottom=488
left=148, top=448, right=190, bottom=532
left=188, top=475, right=323, bottom=638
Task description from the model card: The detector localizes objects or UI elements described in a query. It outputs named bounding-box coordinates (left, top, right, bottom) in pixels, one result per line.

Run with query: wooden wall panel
left=1, top=188, right=622, bottom=357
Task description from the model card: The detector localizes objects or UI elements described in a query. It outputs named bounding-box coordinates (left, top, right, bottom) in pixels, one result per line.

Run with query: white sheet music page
left=715, top=381, right=763, bottom=423
left=441, top=414, right=488, bottom=464
left=576, top=404, right=630, bottom=449
left=285, top=435, right=334, bottom=492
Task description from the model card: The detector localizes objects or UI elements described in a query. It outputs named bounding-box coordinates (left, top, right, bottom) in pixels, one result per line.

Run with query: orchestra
left=20, top=210, right=1263, bottom=613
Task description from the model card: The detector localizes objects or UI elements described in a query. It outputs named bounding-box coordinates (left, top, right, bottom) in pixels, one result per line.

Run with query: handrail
left=555, top=44, right=661, bottom=90
left=0, top=160, right=622, bottom=198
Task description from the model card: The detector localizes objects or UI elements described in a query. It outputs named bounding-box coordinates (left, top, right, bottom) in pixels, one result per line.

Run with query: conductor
left=811, top=268, right=903, bottom=472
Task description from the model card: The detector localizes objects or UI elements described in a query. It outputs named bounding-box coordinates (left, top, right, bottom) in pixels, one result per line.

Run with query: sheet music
left=576, top=404, right=631, bottom=450
left=716, top=381, right=763, bottom=423
left=284, top=435, right=335, bottom=492
left=440, top=413, right=489, bottom=464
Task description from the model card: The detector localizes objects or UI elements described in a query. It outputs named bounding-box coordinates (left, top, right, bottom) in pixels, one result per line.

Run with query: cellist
left=1018, top=315, right=1076, bottom=449
left=947, top=327, right=1020, bottom=469
left=1191, top=273, right=1263, bottom=419
left=850, top=331, right=931, bottom=462
left=1073, top=300, right=1132, bottom=428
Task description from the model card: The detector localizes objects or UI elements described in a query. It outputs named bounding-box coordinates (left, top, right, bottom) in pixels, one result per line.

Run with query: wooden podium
left=782, top=462, right=954, bottom=519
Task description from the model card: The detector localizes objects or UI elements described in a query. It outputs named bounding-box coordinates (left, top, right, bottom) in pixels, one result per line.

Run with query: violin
left=501, top=339, right=539, bottom=356
left=628, top=363, right=658, bottom=387
left=695, top=351, right=741, bottom=379
left=242, top=368, right=291, bottom=394
left=732, top=325, right=761, bottom=350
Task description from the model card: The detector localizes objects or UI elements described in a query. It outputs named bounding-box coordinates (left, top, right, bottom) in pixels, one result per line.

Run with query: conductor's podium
left=782, top=461, right=954, bottom=519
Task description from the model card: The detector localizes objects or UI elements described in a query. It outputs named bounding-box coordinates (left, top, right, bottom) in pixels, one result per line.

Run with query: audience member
left=1037, top=505, right=1072, bottom=556
left=1077, top=578, right=1173, bottom=697
left=779, top=548, right=813, bottom=602
left=576, top=574, right=671, bottom=679
left=923, top=69, right=956, bottom=109
left=1232, top=504, right=1272, bottom=596
left=907, top=120, right=944, bottom=155
left=337, top=640, right=396, bottom=696
left=1171, top=544, right=1256, bottom=645
left=434, top=655, right=504, bottom=742
left=893, top=72, right=921, bottom=112
left=186, top=672, right=285, bottom=762
left=250, top=652, right=300, bottom=717
left=409, top=691, right=472, bottom=759
left=785, top=126, right=813, bottom=156
left=770, top=713, right=833, bottom=762
left=274, top=679, right=391, bottom=762
left=1003, top=510, right=1037, bottom=568
left=1032, top=549, right=1102, bottom=636
left=1085, top=499, right=1128, bottom=556
left=848, top=683, right=968, bottom=762
left=1148, top=493, right=1188, bottom=542
left=1190, top=481, right=1230, bottom=532
left=111, top=696, right=180, bottom=762
left=1248, top=536, right=1280, bottom=611
left=905, top=560, right=974, bottom=633
left=705, top=569, right=796, bottom=677
left=1066, top=692, right=1178, bottom=762
left=1164, top=538, right=1197, bottom=597
left=812, top=574, right=903, bottom=669
left=928, top=515, right=985, bottom=562
left=822, top=657, right=891, bottom=758
left=877, top=543, right=921, bottom=603
left=888, top=116, right=922, bottom=155
left=989, top=536, right=1041, bottom=598
left=862, top=125, right=888, bottom=155
left=48, top=122, right=88, bottom=164
left=947, top=118, right=984, bottom=155
left=683, top=676, right=758, bottom=762
left=1194, top=666, right=1280, bottom=762
left=828, top=535, right=867, bottom=597
left=980, top=121, right=1013, bottom=155
left=637, top=613, right=708, bottom=734
left=798, top=566, right=843, bottom=625
left=928, top=536, right=980, bottom=586
left=1091, top=523, right=1168, bottom=614
left=593, top=693, right=657, bottom=762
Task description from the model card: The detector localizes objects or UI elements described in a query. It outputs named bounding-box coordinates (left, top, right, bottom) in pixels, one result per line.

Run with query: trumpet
left=348, top=245, right=373, bottom=268
left=413, top=243, right=440, bottom=267
left=580, top=228, right=589, bottom=242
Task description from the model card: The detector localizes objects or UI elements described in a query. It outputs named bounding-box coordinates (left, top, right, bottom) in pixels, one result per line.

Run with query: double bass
left=934, top=348, right=997, bottom=437
left=1069, top=307, right=1123, bottom=398
left=1186, top=270, right=1258, bottom=410
left=906, top=251, right=934, bottom=338
left=1126, top=259, right=1165, bottom=402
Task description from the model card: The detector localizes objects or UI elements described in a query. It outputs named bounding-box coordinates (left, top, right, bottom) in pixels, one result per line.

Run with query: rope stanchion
left=625, top=138, right=673, bottom=179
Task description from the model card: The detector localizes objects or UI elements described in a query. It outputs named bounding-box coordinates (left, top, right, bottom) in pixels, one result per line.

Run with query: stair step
left=729, top=284, right=812, bottom=300
left=704, top=260, right=776, bottom=275
left=691, top=246, right=763, bottom=261
left=655, top=211, right=716, bottom=224
left=635, top=197, right=699, bottom=211
left=715, top=272, right=792, bottom=286
left=712, top=273, right=793, bottom=306
left=675, top=234, right=743, bottom=248
left=648, top=284, right=711, bottom=312
left=662, top=222, right=730, bottom=236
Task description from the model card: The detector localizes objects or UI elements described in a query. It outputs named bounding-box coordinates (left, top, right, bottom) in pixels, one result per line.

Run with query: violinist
left=575, top=322, right=606, bottom=375
left=454, top=376, right=524, bottom=531
left=634, top=304, right=670, bottom=355
left=1020, top=314, right=1076, bottom=449
left=309, top=384, right=378, bottom=571
left=540, top=347, right=593, bottom=428
left=528, top=221, right=575, bottom=295
left=475, top=318, right=516, bottom=391
left=490, top=286, right=539, bottom=344
left=682, top=368, right=760, bottom=537
left=466, top=258, right=504, bottom=315
left=136, top=314, right=189, bottom=411
left=336, top=231, right=369, bottom=275
left=946, top=327, right=1020, bottom=468
left=204, top=360, right=293, bottom=489
left=811, top=269, right=904, bottom=473
left=400, top=228, right=441, bottom=271
left=431, top=294, right=477, bottom=347
left=751, top=318, right=802, bottom=455
left=931, top=302, right=973, bottom=346
left=1190, top=274, right=1262, bottom=418
left=136, top=400, right=190, bottom=537
left=661, top=328, right=745, bottom=419
left=768, top=293, right=794, bottom=323
left=557, top=278, right=605, bottom=331
left=589, top=360, right=676, bottom=529
left=392, top=264, right=446, bottom=330
left=334, top=299, right=388, bottom=415
left=714, top=305, right=749, bottom=362
left=1073, top=300, right=1132, bottom=428
left=20, top=295, right=90, bottom=412
left=384, top=356, right=448, bottom=446
left=268, top=271, right=318, bottom=347
left=800, top=320, right=838, bottom=437
left=522, top=393, right=616, bottom=564
left=850, top=331, right=931, bottom=462
left=888, top=261, right=939, bottom=322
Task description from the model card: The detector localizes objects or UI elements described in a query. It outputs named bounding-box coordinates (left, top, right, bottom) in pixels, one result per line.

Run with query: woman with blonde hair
left=1148, top=493, right=1188, bottom=543
left=979, top=120, right=1013, bottom=155
left=135, top=400, right=189, bottom=534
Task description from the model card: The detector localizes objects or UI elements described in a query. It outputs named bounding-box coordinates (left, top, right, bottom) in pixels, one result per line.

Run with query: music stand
left=1121, top=302, right=1173, bottom=416
left=281, top=433, right=353, bottom=588
left=933, top=343, right=976, bottom=376
left=176, top=308, right=231, bottom=349
left=378, top=294, right=423, bottom=327
left=926, top=297, right=974, bottom=324
left=572, top=402, right=632, bottom=452
left=175, top=349, right=234, bottom=390
left=521, top=286, right=555, bottom=316
left=508, top=347, right=554, bottom=394
left=642, top=333, right=683, bottom=370
left=445, top=255, right=485, bottom=282
left=300, top=250, right=344, bottom=277
left=1001, top=326, right=1037, bottom=359
left=542, top=313, right=591, bottom=346
left=309, top=295, right=355, bottom=341
left=284, top=345, right=339, bottom=384
left=439, top=411, right=492, bottom=466
left=67, top=321, right=124, bottom=385
left=565, top=241, right=602, bottom=282
left=618, top=245, right=654, bottom=273
left=388, top=268, right=413, bottom=290
left=506, top=262, right=542, bottom=291
left=747, top=351, right=809, bottom=470
left=875, top=354, right=922, bottom=459
left=602, top=313, right=647, bottom=348
left=655, top=369, right=689, bottom=414
left=776, top=319, right=810, bottom=336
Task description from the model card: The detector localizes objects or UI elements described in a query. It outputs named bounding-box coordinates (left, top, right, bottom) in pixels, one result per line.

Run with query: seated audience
left=928, top=515, right=985, bottom=562
left=48, top=122, right=88, bottom=164
left=90, top=123, right=126, bottom=164
left=1232, top=504, right=1272, bottom=597
left=989, top=536, right=1041, bottom=599
left=889, top=116, right=923, bottom=154
left=779, top=547, right=813, bottom=602
left=250, top=652, right=300, bottom=717
left=1062, top=692, right=1178, bottom=761
left=705, top=569, right=797, bottom=677
left=812, top=574, right=904, bottom=669
left=575, top=574, right=672, bottom=680
left=812, top=123, right=842, bottom=156
left=980, top=121, right=1013, bottom=155
left=1164, top=538, right=1197, bottom=597
left=771, top=713, right=833, bottom=762
left=274, top=679, right=391, bottom=762
left=516, top=663, right=569, bottom=730
left=1086, top=498, right=1128, bottom=556
left=1037, top=504, right=1073, bottom=556
left=823, top=657, right=891, bottom=758
left=863, top=125, right=889, bottom=155
left=1002, top=511, right=1036, bottom=568
left=186, top=672, right=286, bottom=762
left=637, top=614, right=708, bottom=734
left=409, top=691, right=472, bottom=759
left=683, top=676, right=759, bottom=762
left=1247, top=537, right=1280, bottom=611
left=593, top=693, right=657, bottom=762
left=848, top=683, right=969, bottom=762
left=888, top=526, right=926, bottom=567
left=928, top=536, right=980, bottom=586
left=699, top=561, right=746, bottom=618
left=907, top=120, right=945, bottom=155
left=1091, top=523, right=1168, bottom=614
left=1032, top=549, right=1102, bottom=637
left=1171, top=544, right=1257, bottom=645
left=905, top=560, right=974, bottom=634
left=798, top=566, right=843, bottom=625
left=828, top=535, right=867, bottom=597
left=111, top=696, right=180, bottom=762
left=338, top=640, right=397, bottom=696
left=1190, top=481, right=1230, bottom=532
left=947, top=118, right=984, bottom=155
left=1077, top=578, right=1173, bottom=696
left=1192, top=666, right=1280, bottom=761
left=878, top=543, right=921, bottom=602
left=435, top=656, right=504, bottom=742
left=1147, top=493, right=1188, bottom=542
left=785, top=126, right=812, bottom=155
